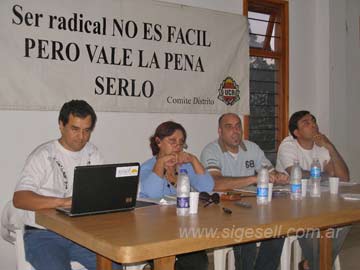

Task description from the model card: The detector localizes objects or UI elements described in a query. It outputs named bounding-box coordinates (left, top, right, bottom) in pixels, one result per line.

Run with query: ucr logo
left=217, top=77, right=240, bottom=106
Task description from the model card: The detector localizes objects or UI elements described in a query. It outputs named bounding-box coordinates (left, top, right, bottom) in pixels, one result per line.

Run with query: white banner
left=0, top=0, right=249, bottom=114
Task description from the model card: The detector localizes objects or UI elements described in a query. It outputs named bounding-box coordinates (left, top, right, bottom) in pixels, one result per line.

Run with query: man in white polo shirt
left=201, top=113, right=288, bottom=270
left=276, top=110, right=350, bottom=270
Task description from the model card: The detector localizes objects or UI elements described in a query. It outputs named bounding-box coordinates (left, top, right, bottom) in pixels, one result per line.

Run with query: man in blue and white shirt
left=201, top=113, right=288, bottom=270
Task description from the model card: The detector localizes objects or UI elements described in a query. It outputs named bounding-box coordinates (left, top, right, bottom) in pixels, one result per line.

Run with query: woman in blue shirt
left=139, top=121, right=214, bottom=270
left=140, top=121, right=214, bottom=198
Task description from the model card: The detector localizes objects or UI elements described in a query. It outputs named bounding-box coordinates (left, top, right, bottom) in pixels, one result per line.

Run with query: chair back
left=1, top=200, right=86, bottom=270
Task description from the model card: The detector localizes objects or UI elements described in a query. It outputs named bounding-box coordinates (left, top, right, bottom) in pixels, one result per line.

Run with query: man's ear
left=293, top=129, right=299, bottom=138
left=59, top=120, right=65, bottom=132
left=218, top=127, right=222, bottom=137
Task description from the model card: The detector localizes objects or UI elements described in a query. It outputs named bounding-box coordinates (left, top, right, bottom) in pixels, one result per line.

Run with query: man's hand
left=269, top=171, right=276, bottom=183
left=313, top=133, right=350, bottom=180
left=313, top=133, right=333, bottom=149
left=61, top=197, right=72, bottom=208
left=13, top=190, right=73, bottom=211
left=269, top=171, right=289, bottom=185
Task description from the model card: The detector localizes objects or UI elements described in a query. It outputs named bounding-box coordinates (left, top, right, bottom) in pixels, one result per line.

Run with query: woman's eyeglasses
left=199, top=192, right=220, bottom=207
left=166, top=139, right=188, bottom=149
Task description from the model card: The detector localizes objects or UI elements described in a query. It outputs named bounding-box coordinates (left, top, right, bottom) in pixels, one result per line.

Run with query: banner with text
left=0, top=0, right=249, bottom=114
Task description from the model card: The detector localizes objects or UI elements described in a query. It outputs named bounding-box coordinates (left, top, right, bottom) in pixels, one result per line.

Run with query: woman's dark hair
left=58, top=100, right=97, bottom=130
left=150, top=121, right=187, bottom=156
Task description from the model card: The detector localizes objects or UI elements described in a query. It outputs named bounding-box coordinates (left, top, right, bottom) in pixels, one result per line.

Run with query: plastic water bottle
left=257, top=164, right=269, bottom=205
left=176, top=169, right=190, bottom=216
left=310, top=157, right=321, bottom=197
left=290, top=160, right=302, bottom=200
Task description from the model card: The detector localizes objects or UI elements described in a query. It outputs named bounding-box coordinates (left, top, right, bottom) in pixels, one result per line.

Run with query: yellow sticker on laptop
left=116, top=166, right=139, bottom=177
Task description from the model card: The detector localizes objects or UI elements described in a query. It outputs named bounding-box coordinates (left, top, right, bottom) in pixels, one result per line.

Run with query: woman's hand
left=176, top=151, right=195, bottom=165
left=159, top=154, right=178, bottom=167
left=154, top=151, right=206, bottom=177
left=153, top=154, right=177, bottom=177
left=176, top=151, right=206, bottom=175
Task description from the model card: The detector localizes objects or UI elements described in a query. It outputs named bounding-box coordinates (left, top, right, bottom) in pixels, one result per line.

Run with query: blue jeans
left=233, top=238, right=285, bottom=270
left=298, top=226, right=351, bottom=270
left=24, top=229, right=122, bottom=270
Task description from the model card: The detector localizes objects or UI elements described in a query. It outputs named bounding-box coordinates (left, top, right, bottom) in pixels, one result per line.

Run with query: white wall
left=289, top=0, right=331, bottom=133
left=289, top=0, right=317, bottom=117
left=346, top=0, right=360, bottom=180
left=290, top=0, right=356, bottom=180
left=329, top=0, right=349, bottom=171
left=314, top=0, right=330, bottom=135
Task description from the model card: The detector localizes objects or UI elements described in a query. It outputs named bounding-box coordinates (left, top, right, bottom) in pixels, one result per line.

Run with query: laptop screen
left=67, top=162, right=140, bottom=216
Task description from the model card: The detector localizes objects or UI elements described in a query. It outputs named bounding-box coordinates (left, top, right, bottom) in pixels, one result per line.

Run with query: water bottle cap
left=179, top=168, right=188, bottom=174
left=261, top=162, right=268, bottom=168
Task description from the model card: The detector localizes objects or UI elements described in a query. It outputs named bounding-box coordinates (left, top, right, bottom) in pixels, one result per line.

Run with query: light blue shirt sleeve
left=139, top=157, right=174, bottom=198
left=139, top=157, right=214, bottom=199
left=200, top=142, right=222, bottom=170
left=180, top=163, right=214, bottom=193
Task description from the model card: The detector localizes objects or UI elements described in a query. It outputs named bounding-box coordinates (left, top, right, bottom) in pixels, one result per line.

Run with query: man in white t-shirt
left=12, top=100, right=120, bottom=270
left=276, top=110, right=350, bottom=270
left=276, top=111, right=349, bottom=180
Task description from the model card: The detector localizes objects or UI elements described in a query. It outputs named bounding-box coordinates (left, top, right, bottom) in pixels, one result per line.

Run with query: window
left=243, top=0, right=289, bottom=164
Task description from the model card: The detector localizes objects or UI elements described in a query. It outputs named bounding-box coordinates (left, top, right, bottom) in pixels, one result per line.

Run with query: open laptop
left=56, top=162, right=142, bottom=217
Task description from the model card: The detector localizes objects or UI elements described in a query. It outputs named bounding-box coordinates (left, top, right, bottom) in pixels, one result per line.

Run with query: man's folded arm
left=208, top=169, right=257, bottom=191
left=326, top=145, right=349, bottom=181
left=13, top=190, right=71, bottom=211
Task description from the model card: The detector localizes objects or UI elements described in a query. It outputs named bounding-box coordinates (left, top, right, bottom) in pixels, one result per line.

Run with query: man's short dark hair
left=289, top=110, right=314, bottom=139
left=58, top=100, right=97, bottom=130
